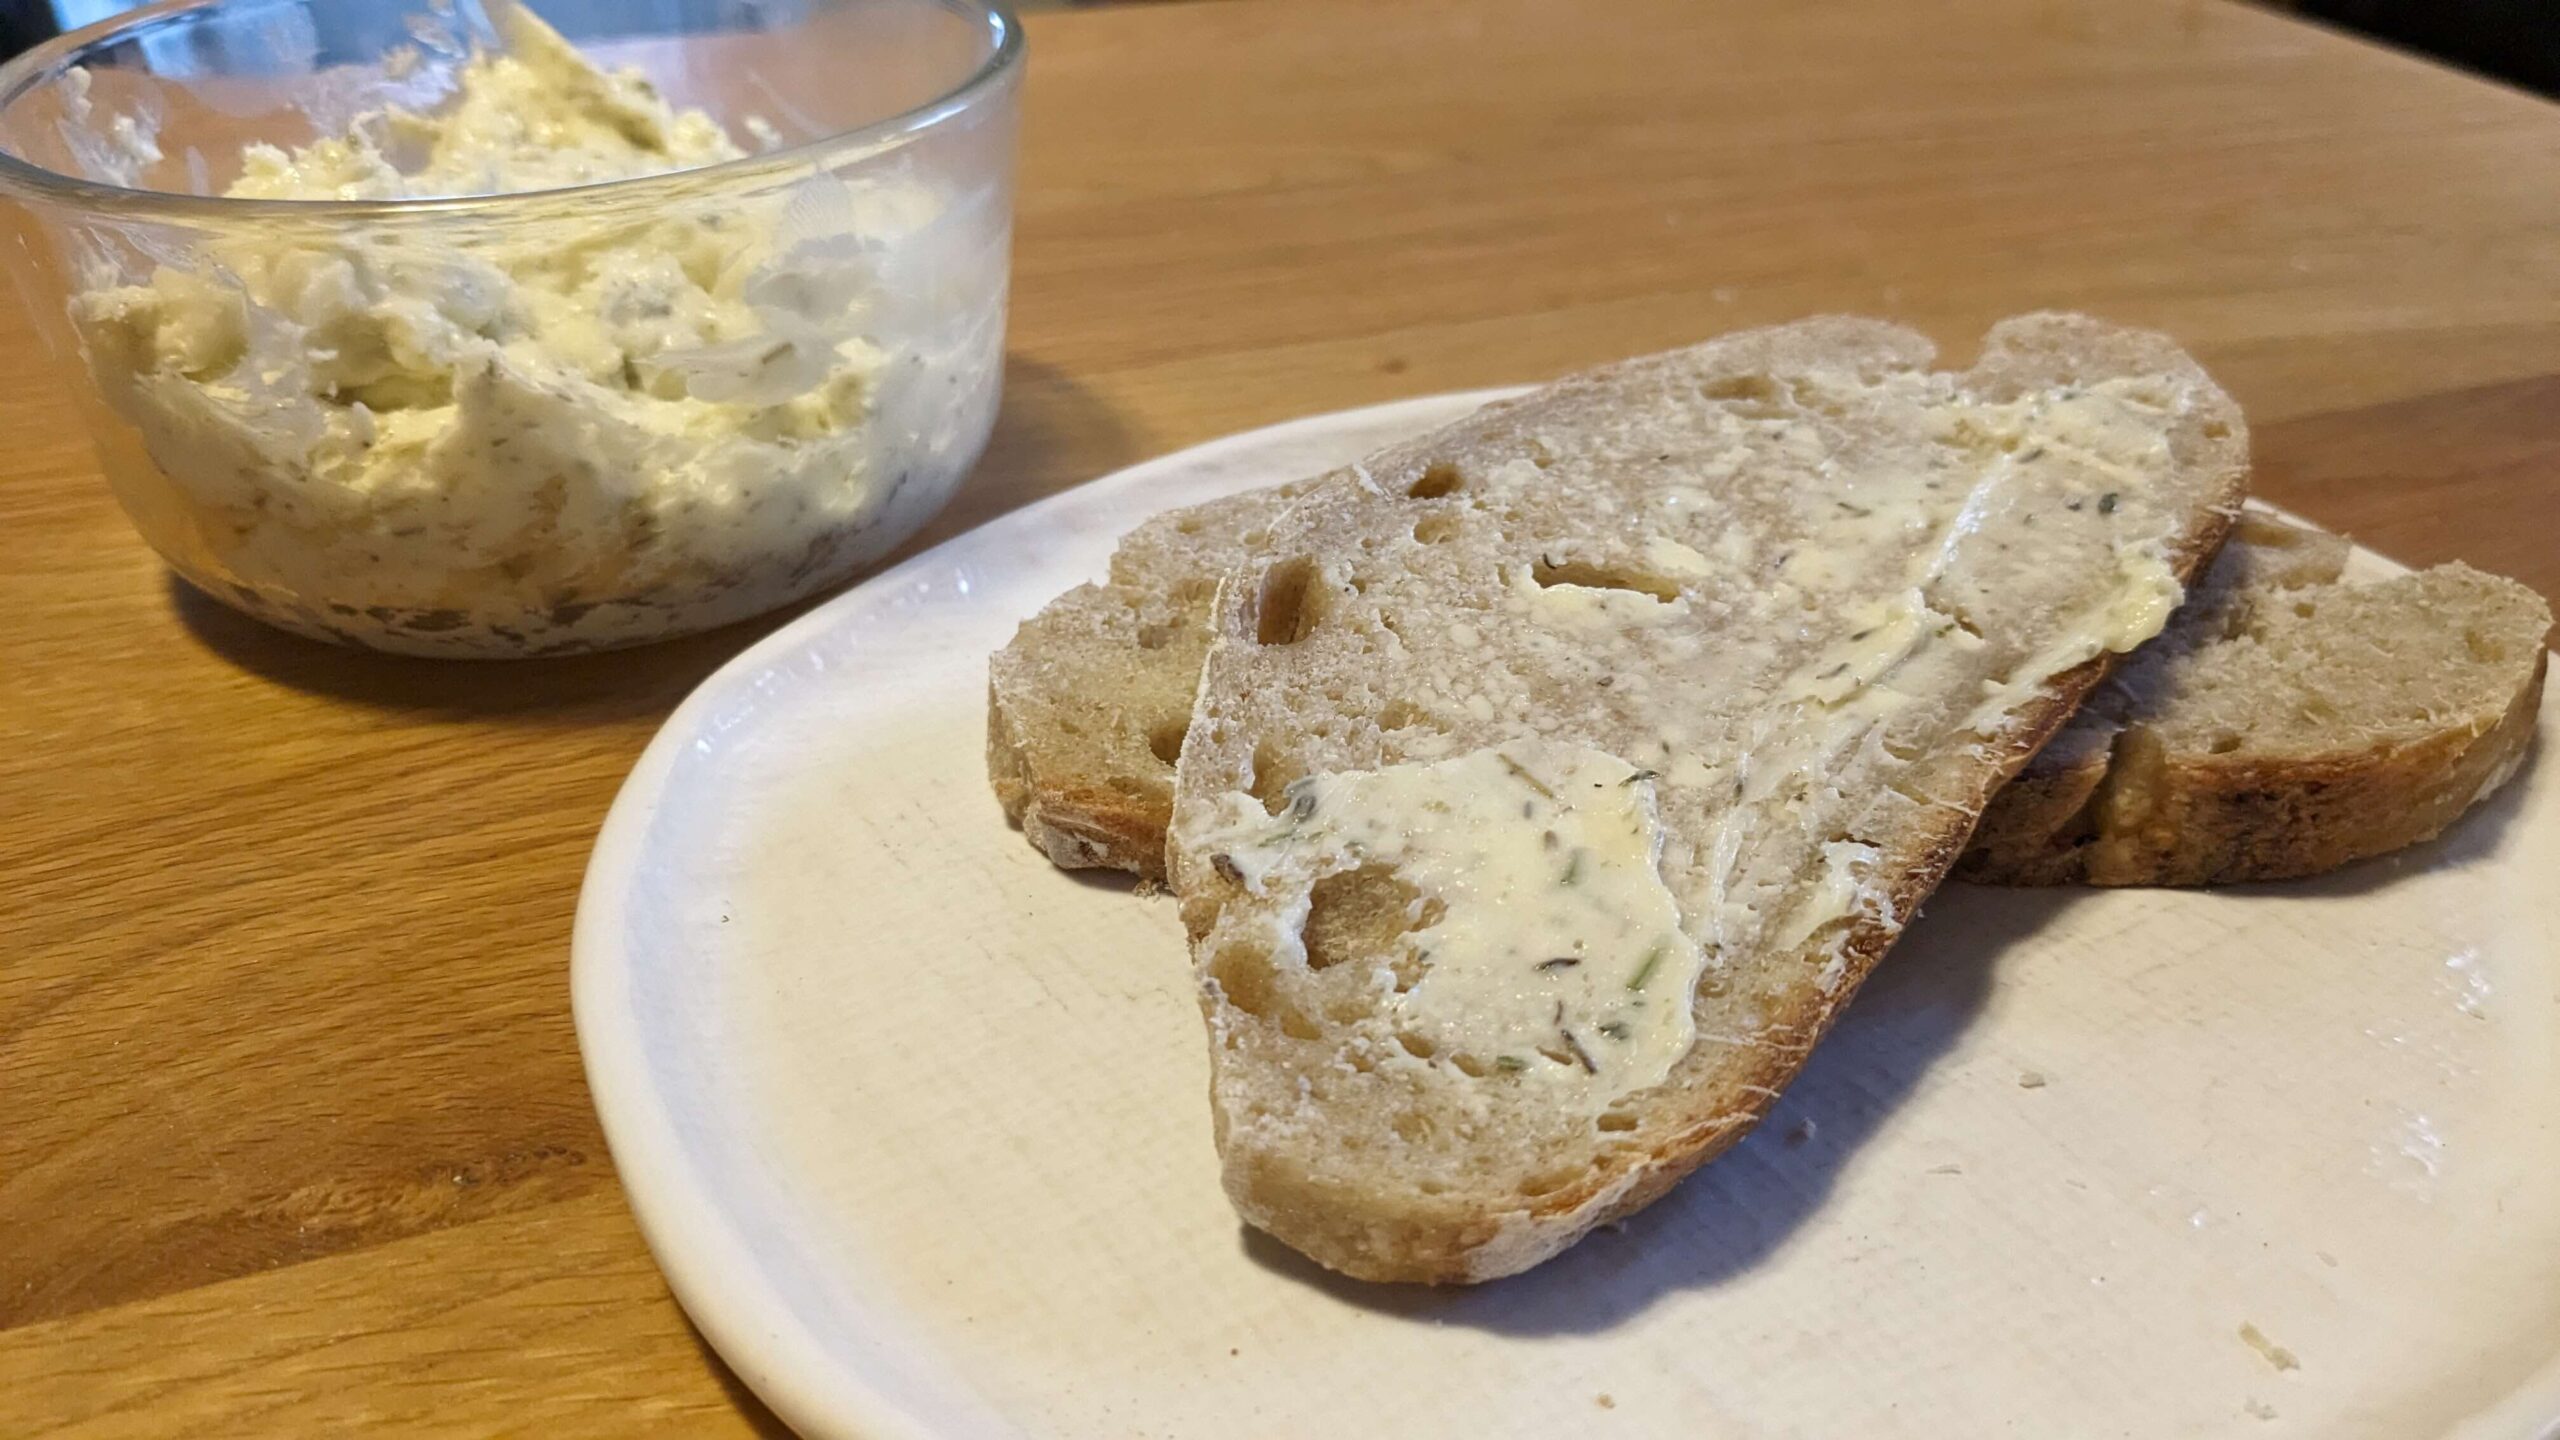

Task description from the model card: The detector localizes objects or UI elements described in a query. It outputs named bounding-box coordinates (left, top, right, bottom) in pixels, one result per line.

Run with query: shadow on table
left=1239, top=883, right=2072, bottom=1335
left=169, top=356, right=1137, bottom=724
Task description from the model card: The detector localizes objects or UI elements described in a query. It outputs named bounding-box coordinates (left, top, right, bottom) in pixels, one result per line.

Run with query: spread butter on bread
left=1158, top=314, right=2245, bottom=1280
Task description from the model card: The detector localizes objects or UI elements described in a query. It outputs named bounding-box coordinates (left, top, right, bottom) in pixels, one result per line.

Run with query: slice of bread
left=991, top=468, right=2544, bottom=895
left=1960, top=517, right=2550, bottom=884
left=1163, top=315, right=2246, bottom=1281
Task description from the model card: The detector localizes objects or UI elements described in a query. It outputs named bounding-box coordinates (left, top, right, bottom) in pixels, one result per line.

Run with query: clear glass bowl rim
left=0, top=0, right=1023, bottom=221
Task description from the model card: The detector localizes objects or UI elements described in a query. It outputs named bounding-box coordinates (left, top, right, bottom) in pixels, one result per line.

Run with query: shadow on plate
left=1239, top=883, right=2074, bottom=1334
left=167, top=355, right=1138, bottom=723
left=1037, top=857, right=1152, bottom=897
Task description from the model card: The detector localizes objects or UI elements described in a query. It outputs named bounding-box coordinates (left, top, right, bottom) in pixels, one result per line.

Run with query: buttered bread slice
left=993, top=502, right=2546, bottom=889
left=1165, top=315, right=2247, bottom=1282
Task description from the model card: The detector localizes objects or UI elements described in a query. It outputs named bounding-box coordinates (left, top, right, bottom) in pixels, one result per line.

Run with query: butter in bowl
left=0, top=0, right=1021, bottom=656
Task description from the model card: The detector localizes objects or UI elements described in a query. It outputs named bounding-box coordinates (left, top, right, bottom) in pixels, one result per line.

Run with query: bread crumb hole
left=1532, top=558, right=1679, bottom=602
left=1327, top=993, right=1376, bottom=1024
left=1416, top=1177, right=1449, bottom=1195
left=1105, top=775, right=1146, bottom=796
left=1391, top=1113, right=1433, bottom=1143
left=1305, top=864, right=1437, bottom=971
left=1278, top=1007, right=1322, bottom=1042
left=1147, top=718, right=1187, bottom=767
left=1701, top=373, right=1779, bottom=405
left=1209, top=947, right=1276, bottom=1016
left=1413, top=512, right=1461, bottom=544
left=2207, top=733, right=2243, bottom=755
left=1449, top=1053, right=1489, bottom=1079
left=1596, top=1110, right=1639, bottom=1133
left=1407, top=462, right=1464, bottom=499
left=1390, top=950, right=1427, bottom=993
left=1248, top=739, right=1302, bottom=813
left=1518, top=1166, right=1580, bottom=1198
left=1249, top=557, right=1324, bottom=645
left=1134, top=621, right=1177, bottom=651
left=2465, top=628, right=2506, bottom=663
left=1396, top=1031, right=1437, bottom=1060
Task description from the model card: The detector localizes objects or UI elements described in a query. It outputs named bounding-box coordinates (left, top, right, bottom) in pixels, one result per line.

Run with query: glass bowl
left=0, top=0, right=1020, bottom=657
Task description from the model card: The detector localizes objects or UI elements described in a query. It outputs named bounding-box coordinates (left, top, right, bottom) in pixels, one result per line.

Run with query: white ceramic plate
left=575, top=391, right=2560, bottom=1440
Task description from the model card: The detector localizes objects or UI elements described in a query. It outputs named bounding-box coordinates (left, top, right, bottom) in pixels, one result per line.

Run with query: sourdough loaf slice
left=1960, top=522, right=2549, bottom=884
left=1165, top=314, right=2247, bottom=1282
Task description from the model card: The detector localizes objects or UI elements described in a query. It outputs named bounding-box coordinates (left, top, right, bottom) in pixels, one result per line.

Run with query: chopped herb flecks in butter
left=63, top=6, right=988, bottom=653
left=1198, top=742, right=1709, bottom=1105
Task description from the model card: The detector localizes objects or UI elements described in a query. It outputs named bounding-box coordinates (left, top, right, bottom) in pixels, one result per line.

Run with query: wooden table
left=7, top=0, right=2558, bottom=1431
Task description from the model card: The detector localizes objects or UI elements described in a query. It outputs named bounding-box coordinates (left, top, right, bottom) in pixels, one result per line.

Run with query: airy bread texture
left=1961, top=517, right=2550, bottom=884
left=1163, top=315, right=2246, bottom=1281
left=988, top=482, right=1310, bottom=872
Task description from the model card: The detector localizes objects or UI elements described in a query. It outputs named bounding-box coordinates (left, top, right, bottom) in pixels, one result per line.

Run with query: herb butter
left=1197, top=742, right=1709, bottom=1107
left=64, top=8, right=998, bottom=654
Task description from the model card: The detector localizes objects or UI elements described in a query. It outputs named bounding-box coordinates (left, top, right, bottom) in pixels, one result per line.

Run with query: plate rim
left=572, top=388, right=1518, bottom=1440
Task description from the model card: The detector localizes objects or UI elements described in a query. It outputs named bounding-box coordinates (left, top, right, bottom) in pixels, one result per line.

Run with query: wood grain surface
left=7, top=0, right=2560, bottom=1431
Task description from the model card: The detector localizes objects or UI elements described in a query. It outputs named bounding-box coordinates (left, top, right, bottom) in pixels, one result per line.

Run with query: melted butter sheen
left=1202, top=744, right=1708, bottom=1107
